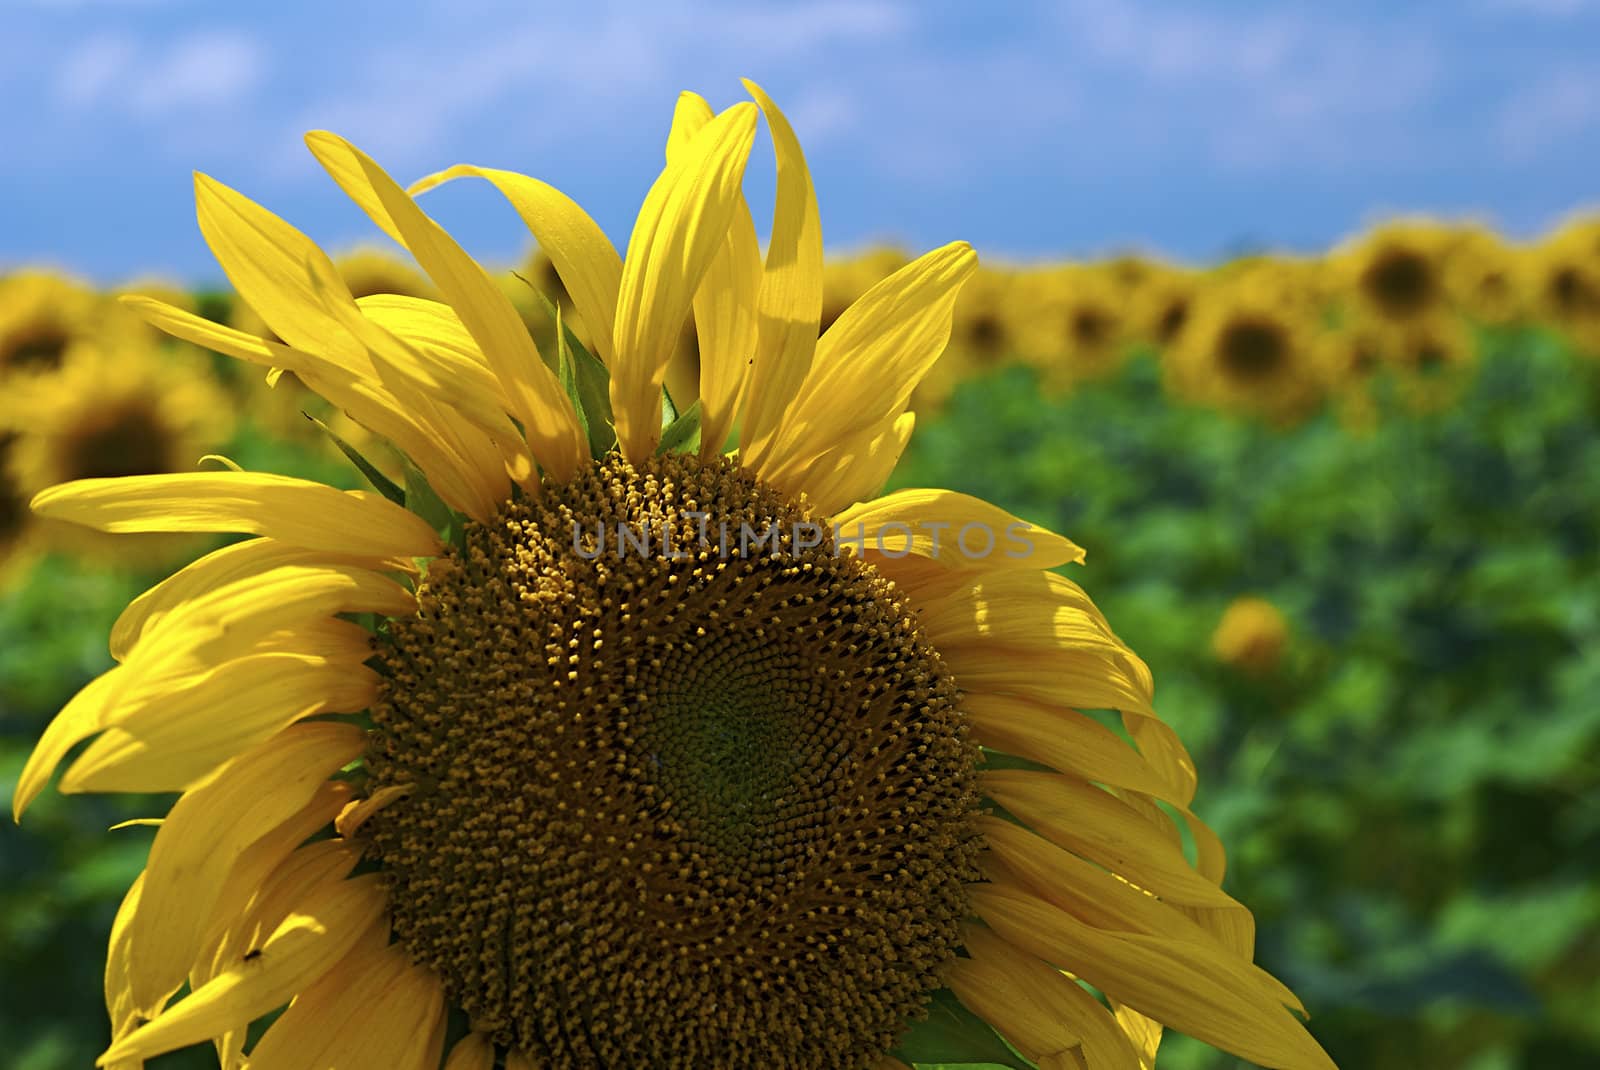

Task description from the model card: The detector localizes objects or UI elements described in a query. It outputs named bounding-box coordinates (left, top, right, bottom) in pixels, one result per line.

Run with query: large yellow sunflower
left=15, top=83, right=1333, bottom=1070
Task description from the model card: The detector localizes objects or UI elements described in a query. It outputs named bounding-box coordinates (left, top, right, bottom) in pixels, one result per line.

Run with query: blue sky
left=5, top=0, right=1600, bottom=285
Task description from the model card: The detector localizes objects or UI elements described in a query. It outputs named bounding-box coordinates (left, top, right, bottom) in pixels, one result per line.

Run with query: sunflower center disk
left=364, top=452, right=981, bottom=1068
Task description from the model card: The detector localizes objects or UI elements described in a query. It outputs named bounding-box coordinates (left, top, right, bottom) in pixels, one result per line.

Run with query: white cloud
left=1496, top=67, right=1600, bottom=158
left=51, top=30, right=267, bottom=119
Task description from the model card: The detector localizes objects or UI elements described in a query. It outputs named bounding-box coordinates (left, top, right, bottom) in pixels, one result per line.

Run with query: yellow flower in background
left=1333, top=221, right=1453, bottom=325
left=1168, top=269, right=1323, bottom=423
left=1017, top=264, right=1129, bottom=392
left=0, top=270, right=126, bottom=377
left=12, top=81, right=1332, bottom=1070
left=1528, top=215, right=1600, bottom=355
left=4, top=341, right=234, bottom=564
left=1388, top=312, right=1478, bottom=412
left=1129, top=263, right=1201, bottom=350
left=1211, top=596, right=1290, bottom=675
left=1440, top=225, right=1527, bottom=327
left=0, top=428, right=37, bottom=587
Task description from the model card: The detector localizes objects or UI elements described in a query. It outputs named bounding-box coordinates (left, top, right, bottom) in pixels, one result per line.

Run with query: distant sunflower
left=1018, top=265, right=1128, bottom=391
left=17, top=82, right=1332, bottom=1070
left=1388, top=313, right=1477, bottom=412
left=6, top=342, right=233, bottom=562
left=1334, top=221, right=1452, bottom=325
left=1312, top=320, right=1391, bottom=431
left=1130, top=264, right=1200, bottom=350
left=1439, top=225, right=1526, bottom=326
left=1168, top=271, right=1322, bottom=422
left=0, top=428, right=37, bottom=586
left=0, top=270, right=113, bottom=376
left=1212, top=596, right=1290, bottom=676
left=1529, top=217, right=1600, bottom=354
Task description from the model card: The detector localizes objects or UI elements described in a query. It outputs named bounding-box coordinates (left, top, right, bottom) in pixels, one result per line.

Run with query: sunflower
left=5, top=340, right=234, bottom=562
left=1332, top=221, right=1454, bottom=326
left=1438, top=225, right=1527, bottom=327
left=0, top=427, right=38, bottom=587
left=1386, top=313, right=1478, bottom=412
left=1211, top=596, right=1290, bottom=676
left=1128, top=264, right=1200, bottom=351
left=1016, top=265, right=1128, bottom=392
left=1528, top=217, right=1600, bottom=355
left=15, top=82, right=1332, bottom=1070
left=1167, top=270, right=1323, bottom=423
left=0, top=269, right=124, bottom=377
left=1311, top=319, right=1391, bottom=432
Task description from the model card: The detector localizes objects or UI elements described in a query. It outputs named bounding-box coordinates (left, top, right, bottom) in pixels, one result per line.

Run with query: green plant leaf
left=658, top=399, right=702, bottom=455
left=520, top=275, right=615, bottom=455
left=401, top=458, right=458, bottom=546
left=304, top=413, right=405, bottom=505
left=891, top=989, right=1032, bottom=1070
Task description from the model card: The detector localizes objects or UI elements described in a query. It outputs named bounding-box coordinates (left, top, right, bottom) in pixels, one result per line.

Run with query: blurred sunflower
left=15, top=82, right=1331, bottom=1070
left=5, top=341, right=234, bottom=563
left=1333, top=221, right=1452, bottom=326
left=0, top=428, right=38, bottom=586
left=1212, top=596, right=1290, bottom=676
left=1017, top=265, right=1128, bottom=392
left=1439, top=225, right=1527, bottom=327
left=0, top=270, right=119, bottom=377
left=1528, top=216, right=1600, bottom=354
left=1312, top=320, right=1391, bottom=431
left=1167, top=271, right=1323, bottom=422
left=1387, top=313, right=1478, bottom=412
left=1129, top=264, right=1200, bottom=351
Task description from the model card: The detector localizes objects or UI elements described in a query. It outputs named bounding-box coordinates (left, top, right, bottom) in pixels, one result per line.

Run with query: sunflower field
left=3, top=208, right=1599, bottom=1069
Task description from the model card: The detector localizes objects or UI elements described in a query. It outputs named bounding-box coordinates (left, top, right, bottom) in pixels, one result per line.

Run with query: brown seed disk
left=363, top=452, right=981, bottom=1069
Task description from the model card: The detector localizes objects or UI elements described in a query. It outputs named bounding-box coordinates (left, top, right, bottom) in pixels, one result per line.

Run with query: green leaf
left=519, top=274, right=615, bottom=455
left=891, top=989, right=1032, bottom=1070
left=657, top=399, right=702, bottom=455
left=401, top=458, right=457, bottom=547
left=304, top=414, right=405, bottom=505
left=661, top=382, right=680, bottom=428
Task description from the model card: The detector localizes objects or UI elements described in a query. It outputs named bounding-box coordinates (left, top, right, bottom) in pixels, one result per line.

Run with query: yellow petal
left=1112, top=1002, right=1163, bottom=1070
left=738, top=79, right=824, bottom=469
left=122, top=295, right=500, bottom=516
left=13, top=668, right=125, bottom=820
left=967, top=693, right=1172, bottom=800
left=833, top=488, right=1084, bottom=571
left=32, top=472, right=443, bottom=560
left=969, top=886, right=1335, bottom=1070
left=759, top=242, right=976, bottom=490
left=664, top=91, right=762, bottom=459
left=105, top=871, right=147, bottom=1042
left=111, top=538, right=364, bottom=662
left=951, top=924, right=1141, bottom=1070
left=120, top=722, right=365, bottom=1018
left=798, top=410, right=916, bottom=515
left=982, top=770, right=1238, bottom=910
left=305, top=131, right=586, bottom=482
left=248, top=938, right=446, bottom=1070
left=62, top=652, right=377, bottom=794
left=444, top=1033, right=497, bottom=1070
left=100, top=871, right=388, bottom=1066
left=409, top=166, right=622, bottom=369
left=193, top=174, right=370, bottom=374
left=611, top=101, right=759, bottom=461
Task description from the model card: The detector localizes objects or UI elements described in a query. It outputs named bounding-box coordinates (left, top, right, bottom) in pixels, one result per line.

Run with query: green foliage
left=889, top=337, right=1600, bottom=1068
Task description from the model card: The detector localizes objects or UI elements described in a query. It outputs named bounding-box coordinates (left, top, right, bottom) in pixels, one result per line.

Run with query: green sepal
left=522, top=277, right=615, bottom=455
left=890, top=989, right=1032, bottom=1069
left=658, top=399, right=703, bottom=455
left=401, top=458, right=464, bottom=553
left=304, top=413, right=406, bottom=505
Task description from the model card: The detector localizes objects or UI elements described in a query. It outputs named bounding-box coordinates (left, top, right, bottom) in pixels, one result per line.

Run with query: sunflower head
left=1212, top=595, right=1290, bottom=675
left=16, top=81, right=1334, bottom=1070
left=1335, top=221, right=1454, bottom=324
left=0, top=270, right=110, bottom=375
left=1016, top=265, right=1128, bottom=390
left=1169, top=270, right=1322, bottom=422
